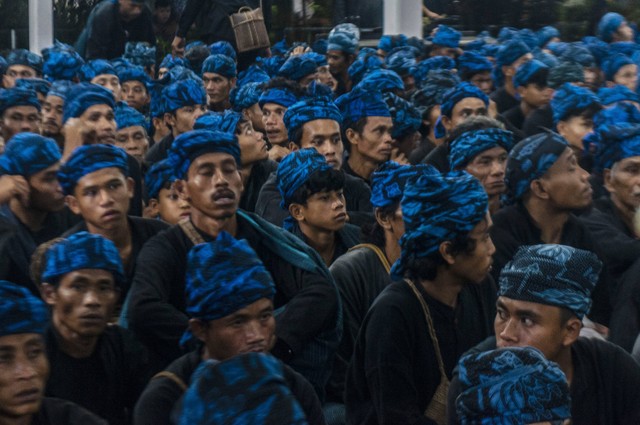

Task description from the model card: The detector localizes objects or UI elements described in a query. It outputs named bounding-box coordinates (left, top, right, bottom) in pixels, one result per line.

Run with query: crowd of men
left=2, top=0, right=640, bottom=423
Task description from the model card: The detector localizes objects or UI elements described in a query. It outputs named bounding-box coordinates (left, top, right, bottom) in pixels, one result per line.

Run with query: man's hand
left=0, top=175, right=29, bottom=205
left=61, top=118, right=97, bottom=161
left=268, top=145, right=291, bottom=163
left=390, top=147, right=410, bottom=165
left=171, top=36, right=186, bottom=57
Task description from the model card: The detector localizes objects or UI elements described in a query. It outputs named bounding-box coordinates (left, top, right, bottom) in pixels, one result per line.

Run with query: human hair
left=288, top=168, right=345, bottom=206
left=559, top=103, right=602, bottom=123
left=262, top=77, right=305, bottom=97
left=360, top=203, right=398, bottom=248
left=523, top=68, right=550, bottom=88
left=30, top=237, right=65, bottom=287
left=341, top=116, right=368, bottom=153
left=558, top=306, right=577, bottom=326
left=235, top=116, right=250, bottom=135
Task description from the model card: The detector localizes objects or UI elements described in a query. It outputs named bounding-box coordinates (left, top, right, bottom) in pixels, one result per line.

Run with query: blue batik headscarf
left=348, top=53, right=383, bottom=85
left=258, top=86, right=299, bottom=109
left=370, top=161, right=437, bottom=208
left=7, top=49, right=43, bottom=75
left=597, top=84, right=640, bottom=105
left=355, top=68, right=405, bottom=93
left=62, top=83, right=115, bottom=124
left=413, top=56, right=456, bottom=86
left=505, top=132, right=568, bottom=203
left=449, top=128, right=515, bottom=170
left=499, top=244, right=601, bottom=319
left=168, top=130, right=241, bottom=180
left=513, top=59, right=548, bottom=89
left=551, top=83, right=601, bottom=125
left=601, top=53, right=635, bottom=81
left=0, top=133, right=60, bottom=177
left=47, top=80, right=73, bottom=101
left=548, top=61, right=585, bottom=89
left=208, top=41, right=237, bottom=61
left=194, top=110, right=243, bottom=134
left=411, top=70, right=460, bottom=113
left=283, top=97, right=342, bottom=142
left=201, top=54, right=237, bottom=79
left=42, top=231, right=125, bottom=286
left=457, top=51, right=492, bottom=75
left=277, top=148, right=333, bottom=209
left=256, top=56, right=286, bottom=78
left=432, top=24, right=461, bottom=48
left=118, top=65, right=151, bottom=87
left=145, top=159, right=175, bottom=200
left=159, top=54, right=191, bottom=71
left=78, top=59, right=117, bottom=82
left=58, top=144, right=129, bottom=195
left=114, top=104, right=146, bottom=130
left=0, top=56, right=6, bottom=76
left=42, top=41, right=84, bottom=82
left=0, top=86, right=41, bottom=116
left=0, top=281, right=48, bottom=337
left=327, top=23, right=360, bottom=54
left=237, top=65, right=270, bottom=86
left=162, top=79, right=206, bottom=113
left=591, top=102, right=640, bottom=172
left=335, top=87, right=390, bottom=129
left=598, top=12, right=626, bottom=43
left=537, top=25, right=560, bottom=47
left=15, top=78, right=50, bottom=97
left=123, top=42, right=156, bottom=68
left=378, top=34, right=408, bottom=53
left=559, top=43, right=595, bottom=68
left=179, top=354, right=308, bottom=425
left=385, top=48, right=417, bottom=77
left=494, top=40, right=531, bottom=86
left=456, top=347, right=571, bottom=424
left=390, top=170, right=488, bottom=279
left=434, top=82, right=489, bottom=138
left=383, top=92, right=421, bottom=139
left=230, top=82, right=264, bottom=111
left=278, top=54, right=319, bottom=81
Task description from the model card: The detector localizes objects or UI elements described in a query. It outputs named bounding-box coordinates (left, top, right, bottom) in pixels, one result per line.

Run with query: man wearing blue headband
left=114, top=104, right=150, bottom=164
left=201, top=54, right=237, bottom=112
left=345, top=170, right=496, bottom=425
left=491, top=39, right=533, bottom=114
left=0, top=86, right=41, bottom=142
left=41, top=80, right=72, bottom=150
left=144, top=159, right=191, bottom=225
left=598, top=12, right=634, bottom=43
left=127, top=129, right=341, bottom=401
left=39, top=232, right=152, bottom=425
left=458, top=51, right=494, bottom=95
left=327, top=23, right=360, bottom=95
left=502, top=59, right=552, bottom=134
left=447, top=244, right=640, bottom=425
left=430, top=24, right=462, bottom=59
left=119, top=65, right=151, bottom=113
left=602, top=53, right=638, bottom=92
left=79, top=60, right=122, bottom=102
left=3, top=49, right=43, bottom=89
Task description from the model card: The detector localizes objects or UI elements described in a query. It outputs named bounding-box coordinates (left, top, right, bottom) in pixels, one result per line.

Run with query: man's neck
left=190, top=209, right=238, bottom=238
left=523, top=198, right=570, bottom=244
left=240, top=164, right=254, bottom=187
left=9, top=198, right=48, bottom=232
left=419, top=268, right=464, bottom=308
left=552, top=346, right=574, bottom=386
left=520, top=101, right=535, bottom=118
left=87, top=218, right=133, bottom=266
left=488, top=195, right=501, bottom=215
left=53, top=318, right=99, bottom=359
left=208, top=101, right=230, bottom=112
left=347, top=151, right=378, bottom=182
left=384, top=234, right=401, bottom=267
left=0, top=414, right=33, bottom=425
left=610, top=195, right=636, bottom=235
left=504, top=79, right=516, bottom=98
left=299, top=222, right=336, bottom=266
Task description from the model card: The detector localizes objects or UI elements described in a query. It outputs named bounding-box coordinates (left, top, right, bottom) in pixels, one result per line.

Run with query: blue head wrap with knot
left=548, top=61, right=585, bottom=89
left=590, top=102, right=640, bottom=172
left=598, top=12, right=626, bottom=43
left=370, top=161, right=437, bottom=208
left=145, top=159, right=175, bottom=200
left=78, top=59, right=117, bottom=82
left=434, top=82, right=489, bottom=138
left=449, top=128, right=515, bottom=170
left=390, top=170, right=488, bottom=278
left=413, top=56, right=456, bottom=86
left=327, top=23, right=360, bottom=54
left=276, top=148, right=333, bottom=209
left=355, top=68, right=404, bottom=93
left=7, top=49, right=43, bottom=74
left=283, top=96, right=342, bottom=142
left=551, top=83, right=601, bottom=125
left=278, top=54, right=319, bottom=81
left=114, top=104, right=147, bottom=130
left=378, top=34, right=408, bottom=53
left=383, top=92, right=421, bottom=139
left=385, top=48, right=417, bottom=77
left=512, top=59, right=548, bottom=89
left=162, top=79, right=206, bottom=113
left=493, top=40, right=531, bottom=86
left=499, top=244, right=601, bottom=319
left=597, top=84, right=640, bottom=105
left=42, top=41, right=84, bottom=81
left=411, top=70, right=460, bottom=113
left=258, top=87, right=298, bottom=109
left=194, top=110, right=243, bottom=134
left=456, top=346, right=571, bottom=424
left=42, top=231, right=125, bottom=287
left=159, top=54, right=191, bottom=71
left=348, top=54, right=383, bottom=85
left=230, top=82, right=264, bottom=111
left=47, top=80, right=73, bottom=101
left=58, top=144, right=129, bottom=195
left=0, top=133, right=60, bottom=177
left=457, top=51, right=492, bottom=75
left=62, top=83, right=115, bottom=124
left=537, top=25, right=560, bottom=47
left=256, top=56, right=286, bottom=78
left=118, top=65, right=151, bottom=86
left=0, top=281, right=48, bottom=337
left=335, top=87, right=390, bottom=129
left=208, top=41, right=237, bottom=61
left=201, top=54, right=237, bottom=79
left=432, top=24, right=461, bottom=48
left=559, top=43, right=595, bottom=67
left=237, top=65, right=270, bottom=86
left=168, top=130, right=241, bottom=180
left=123, top=42, right=156, bottom=67
left=15, top=78, right=50, bottom=97
left=0, top=86, right=41, bottom=116
left=601, top=53, right=635, bottom=81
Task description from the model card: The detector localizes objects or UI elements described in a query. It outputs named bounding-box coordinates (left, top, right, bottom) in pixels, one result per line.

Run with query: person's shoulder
left=491, top=203, right=522, bottom=225
left=129, top=216, right=170, bottom=233
left=331, top=245, right=378, bottom=270
left=39, top=397, right=109, bottom=425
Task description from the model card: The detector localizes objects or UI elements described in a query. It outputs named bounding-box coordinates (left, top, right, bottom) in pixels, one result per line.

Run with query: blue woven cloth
left=277, top=148, right=332, bottom=208
left=432, top=24, right=461, bottom=48
left=355, top=68, right=404, bottom=93
left=551, top=82, right=600, bottom=124
left=47, top=80, right=74, bottom=100
left=162, top=79, right=206, bottom=113
left=58, top=144, right=129, bottom=195
left=601, top=53, right=634, bottom=81
left=201, top=54, right=237, bottom=78
left=0, top=133, right=60, bottom=177
left=597, top=84, right=640, bottom=105
left=283, top=97, right=342, bottom=142
left=0, top=280, right=48, bottom=337
left=168, top=129, right=241, bottom=180
left=457, top=51, right=492, bottom=74
left=383, top=92, right=421, bottom=139
left=598, top=12, right=625, bottom=42
left=370, top=161, right=437, bottom=208
left=449, top=128, right=515, bottom=170
left=327, top=23, right=360, bottom=54
left=591, top=102, right=640, bottom=171
left=230, top=82, right=264, bottom=111
left=15, top=78, right=50, bottom=97
left=78, top=59, right=117, bottom=82
left=0, top=86, right=40, bottom=116
left=114, top=103, right=147, bottom=130
left=335, top=86, right=390, bottom=128
left=194, top=110, right=243, bottom=134
left=6, top=49, right=43, bottom=74
left=258, top=87, right=298, bottom=108
left=63, top=83, right=115, bottom=124
left=278, top=54, right=319, bottom=81
left=237, top=65, right=270, bottom=86
left=118, top=65, right=151, bottom=86
left=537, top=25, right=560, bottom=47
left=208, top=41, right=237, bottom=61
left=145, top=159, right=175, bottom=200
left=513, top=59, right=548, bottom=88
left=123, top=42, right=156, bottom=67
left=42, top=41, right=84, bottom=81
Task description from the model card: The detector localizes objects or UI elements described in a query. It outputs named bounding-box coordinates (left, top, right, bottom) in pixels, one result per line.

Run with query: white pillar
left=383, top=0, right=422, bottom=38
left=29, top=0, right=54, bottom=54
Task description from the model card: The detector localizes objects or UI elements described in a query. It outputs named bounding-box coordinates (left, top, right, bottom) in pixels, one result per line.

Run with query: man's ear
left=503, top=64, right=515, bottom=78
left=441, top=115, right=452, bottom=132
left=126, top=177, right=135, bottom=199
left=189, top=318, right=207, bottom=343
left=164, top=112, right=176, bottom=128
left=143, top=198, right=160, bottom=219
left=174, top=179, right=190, bottom=201
left=375, top=208, right=392, bottom=230
left=40, top=283, right=57, bottom=306
left=66, top=194, right=81, bottom=215
left=556, top=120, right=567, bottom=139
left=603, top=168, right=615, bottom=194
left=529, top=179, right=549, bottom=200
left=288, top=203, right=305, bottom=222
left=438, top=240, right=456, bottom=265
left=562, top=317, right=582, bottom=347
left=345, top=128, right=359, bottom=146
left=288, top=142, right=299, bottom=152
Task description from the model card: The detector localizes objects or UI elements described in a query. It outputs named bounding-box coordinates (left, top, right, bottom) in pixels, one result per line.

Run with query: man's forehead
left=76, top=166, right=126, bottom=187
left=5, top=105, right=40, bottom=115
left=190, top=151, right=236, bottom=167
left=8, top=64, right=36, bottom=73
left=82, top=103, right=113, bottom=116
left=303, top=119, right=340, bottom=134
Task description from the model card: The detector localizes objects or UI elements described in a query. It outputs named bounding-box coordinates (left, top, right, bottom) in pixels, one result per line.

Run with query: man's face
left=0, top=333, right=49, bottom=419
left=295, top=189, right=347, bottom=232
left=262, top=103, right=288, bottom=146
left=244, top=103, right=265, bottom=132
left=614, top=21, right=635, bottom=42
left=115, top=125, right=149, bottom=163
left=237, top=120, right=268, bottom=166
left=203, top=73, right=234, bottom=106
left=327, top=50, right=349, bottom=75
left=79, top=104, right=116, bottom=145
left=298, top=119, right=344, bottom=169
left=613, top=63, right=638, bottom=92
left=518, top=83, right=553, bottom=109
left=178, top=152, right=243, bottom=220
left=156, top=186, right=190, bottom=225
left=27, top=163, right=65, bottom=212
left=44, top=269, right=119, bottom=339
left=3, top=65, right=37, bottom=89
left=469, top=71, right=494, bottom=95
left=41, top=95, right=64, bottom=137
left=119, top=0, right=144, bottom=22
left=122, top=81, right=149, bottom=111
left=448, top=214, right=495, bottom=285
left=317, top=65, right=337, bottom=91
left=604, top=156, right=640, bottom=215
left=464, top=146, right=508, bottom=197
left=348, top=116, right=394, bottom=165
left=504, top=53, right=533, bottom=81
left=154, top=5, right=171, bottom=24
left=167, top=104, right=205, bottom=136
left=157, top=68, right=169, bottom=80
left=537, top=147, right=592, bottom=210
left=1, top=105, right=41, bottom=141
left=557, top=114, right=593, bottom=153
left=443, top=98, right=488, bottom=132
left=68, top=168, right=133, bottom=232
left=91, top=74, right=122, bottom=102
left=495, top=297, right=569, bottom=361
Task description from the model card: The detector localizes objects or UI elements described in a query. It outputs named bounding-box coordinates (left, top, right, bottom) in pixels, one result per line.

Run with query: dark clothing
left=240, top=159, right=278, bottom=213
left=76, top=0, right=156, bottom=60
left=490, top=86, right=519, bottom=114
left=133, top=350, right=326, bottom=425
left=37, top=398, right=109, bottom=425
left=126, top=154, right=144, bottom=217
left=490, top=203, right=612, bottom=325
left=501, top=105, right=526, bottom=131
left=421, top=143, right=450, bottom=173
left=408, top=138, right=436, bottom=165
left=345, top=278, right=496, bottom=425
left=447, top=336, right=640, bottom=425
left=327, top=245, right=392, bottom=404
left=255, top=171, right=374, bottom=228
left=126, top=211, right=340, bottom=399
left=45, top=325, right=152, bottom=425
left=522, top=104, right=553, bottom=136
left=144, top=133, right=174, bottom=167
left=287, top=222, right=361, bottom=265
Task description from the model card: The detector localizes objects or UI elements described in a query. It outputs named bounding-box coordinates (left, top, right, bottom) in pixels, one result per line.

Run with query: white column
left=29, top=0, right=54, bottom=54
left=383, top=0, right=422, bottom=38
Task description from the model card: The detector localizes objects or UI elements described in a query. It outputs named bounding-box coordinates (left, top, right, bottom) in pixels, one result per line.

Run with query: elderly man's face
left=604, top=156, right=640, bottom=216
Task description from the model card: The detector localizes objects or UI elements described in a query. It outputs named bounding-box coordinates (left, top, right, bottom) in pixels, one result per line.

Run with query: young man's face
left=79, top=104, right=117, bottom=145
left=557, top=114, right=593, bottom=153
left=178, top=152, right=243, bottom=221
left=166, top=104, right=206, bottom=136
left=348, top=116, right=394, bottom=164
left=28, top=163, right=65, bottom=213
left=469, top=71, right=494, bottom=95
left=155, top=186, right=190, bottom=225
left=41, top=95, right=64, bottom=137
left=243, top=103, right=265, bottom=132
left=537, top=147, right=592, bottom=211
left=518, top=83, right=553, bottom=109
left=237, top=120, right=268, bottom=166
left=327, top=50, right=349, bottom=75
left=448, top=214, right=495, bottom=285
left=115, top=125, right=149, bottom=163
left=1, top=105, right=41, bottom=141
left=317, top=65, right=337, bottom=91
left=3, top=65, right=38, bottom=89
left=442, top=98, right=488, bottom=133
left=119, top=0, right=144, bottom=22
left=154, top=5, right=171, bottom=24
left=604, top=156, right=640, bottom=215
left=613, top=63, right=639, bottom=92
left=261, top=103, right=288, bottom=146
left=121, top=81, right=149, bottom=111
left=0, top=333, right=49, bottom=419
left=91, top=74, right=122, bottom=102
left=465, top=146, right=508, bottom=197
left=203, top=73, right=235, bottom=107
left=294, top=189, right=348, bottom=232
left=44, top=269, right=119, bottom=339
left=614, top=21, right=635, bottom=42
left=298, top=119, right=344, bottom=169
left=67, top=167, right=134, bottom=232
left=191, top=298, right=275, bottom=361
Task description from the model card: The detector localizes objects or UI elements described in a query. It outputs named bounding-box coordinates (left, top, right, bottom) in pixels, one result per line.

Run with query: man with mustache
left=41, top=81, right=73, bottom=151
left=0, top=86, right=42, bottom=143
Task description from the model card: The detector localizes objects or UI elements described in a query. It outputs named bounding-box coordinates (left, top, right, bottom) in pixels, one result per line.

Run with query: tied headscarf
left=278, top=54, right=319, bottom=81
left=591, top=102, right=640, bottom=172
left=118, top=65, right=151, bottom=86
left=159, top=54, right=191, bottom=71
left=449, top=128, right=515, bottom=170
left=283, top=97, right=342, bottom=142
left=47, top=80, right=73, bottom=101
left=537, top=25, right=560, bottom=47
left=58, top=144, right=129, bottom=195
left=258, top=86, right=299, bottom=109
left=411, top=70, right=460, bottom=114
left=390, top=171, right=488, bottom=278
left=355, top=68, right=404, bottom=93
left=559, top=44, right=595, bottom=67
left=597, top=84, right=640, bottom=105
left=15, top=78, right=50, bottom=97
left=327, top=23, right=360, bottom=54
left=78, top=59, right=117, bottom=82
left=378, top=34, right=408, bottom=53
left=114, top=104, right=146, bottom=130
left=7, top=49, right=43, bottom=74
left=42, top=231, right=125, bottom=286
left=551, top=83, right=600, bottom=125
left=0, top=133, right=61, bottom=177
left=63, top=83, right=115, bottom=124
left=256, top=56, right=286, bottom=78
left=432, top=24, right=461, bottom=48
left=230, top=82, right=264, bottom=111
left=598, top=12, right=626, bottom=42
left=201, top=54, right=237, bottom=79
left=0, top=280, right=48, bottom=337
left=0, top=86, right=40, bottom=116
left=162, top=79, right=206, bottom=114
left=0, top=56, right=7, bottom=76
left=237, top=66, right=270, bottom=87
left=335, top=87, right=390, bottom=128
left=499, top=244, right=601, bottom=319
left=123, top=42, right=156, bottom=67
left=383, top=92, right=421, bottom=139
left=194, top=110, right=243, bottom=134
left=385, top=48, right=417, bottom=77
left=457, top=51, right=492, bottom=75
left=513, top=59, right=548, bottom=88
left=179, top=354, right=308, bottom=425
left=413, top=56, right=456, bottom=86
left=277, top=148, right=333, bottom=208
left=168, top=129, right=241, bottom=180
left=370, top=161, right=437, bottom=208
left=42, top=41, right=84, bottom=82
left=548, top=61, right=585, bottom=89
left=456, top=347, right=571, bottom=424
left=209, top=41, right=237, bottom=61
left=348, top=54, right=383, bottom=85
left=505, top=132, right=568, bottom=202
left=601, top=53, right=635, bottom=81
left=145, top=159, right=175, bottom=200
left=494, top=39, right=531, bottom=86
left=312, top=38, right=328, bottom=55
left=434, top=82, right=489, bottom=138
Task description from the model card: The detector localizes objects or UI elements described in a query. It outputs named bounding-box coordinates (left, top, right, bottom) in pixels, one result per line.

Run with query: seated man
left=490, top=39, right=532, bottom=114
left=144, top=159, right=191, bottom=225
left=457, top=51, right=493, bottom=95
left=3, top=49, right=43, bottom=88
left=114, top=104, right=150, bottom=164
left=597, top=12, right=634, bottom=43
left=429, top=25, right=461, bottom=59
left=0, top=86, right=41, bottom=142
left=230, top=81, right=266, bottom=133
left=277, top=148, right=360, bottom=266
left=133, top=232, right=324, bottom=424
left=201, top=54, right=236, bottom=112
left=447, top=244, right=640, bottom=424
left=0, top=280, right=107, bottom=424
left=602, top=53, right=638, bottom=93
left=502, top=59, right=551, bottom=133
left=41, top=232, right=152, bottom=425
left=78, top=59, right=122, bottom=101
left=41, top=81, right=73, bottom=150
left=118, top=65, right=151, bottom=113
left=126, top=130, right=341, bottom=400
left=326, top=23, right=359, bottom=96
